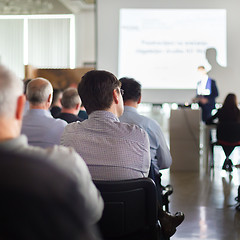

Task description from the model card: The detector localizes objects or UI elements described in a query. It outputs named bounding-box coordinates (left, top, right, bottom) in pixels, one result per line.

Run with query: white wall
left=0, top=19, right=24, bottom=77
left=28, top=18, right=70, bottom=68
left=75, top=10, right=95, bottom=67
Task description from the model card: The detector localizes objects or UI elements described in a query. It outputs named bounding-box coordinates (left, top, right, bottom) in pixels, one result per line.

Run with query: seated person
left=206, top=93, right=240, bottom=171
left=61, top=70, right=183, bottom=237
left=57, top=88, right=84, bottom=123
left=0, top=149, right=101, bottom=240
left=0, top=64, right=104, bottom=226
left=118, top=77, right=172, bottom=208
left=23, top=78, right=32, bottom=115
left=206, top=93, right=240, bottom=125
left=50, top=88, right=62, bottom=118
left=21, top=78, right=67, bottom=148
left=61, top=70, right=151, bottom=180
left=119, top=77, right=172, bottom=176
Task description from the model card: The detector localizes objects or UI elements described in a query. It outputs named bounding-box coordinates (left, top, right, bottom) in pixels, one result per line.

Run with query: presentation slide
left=118, top=9, right=226, bottom=89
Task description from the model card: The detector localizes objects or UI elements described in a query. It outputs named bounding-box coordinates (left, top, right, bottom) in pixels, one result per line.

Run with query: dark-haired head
left=119, top=77, right=141, bottom=103
left=78, top=70, right=121, bottom=115
left=223, top=93, right=238, bottom=109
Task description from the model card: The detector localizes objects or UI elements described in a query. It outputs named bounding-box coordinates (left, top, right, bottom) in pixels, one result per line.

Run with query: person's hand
left=199, top=97, right=208, bottom=104
left=235, top=164, right=240, bottom=168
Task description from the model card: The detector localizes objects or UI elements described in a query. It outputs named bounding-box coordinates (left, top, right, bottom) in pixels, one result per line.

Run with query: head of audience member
left=78, top=70, right=124, bottom=117
left=222, top=93, right=238, bottom=110
left=0, top=65, right=25, bottom=141
left=51, top=88, right=63, bottom=108
left=61, top=88, right=81, bottom=115
left=23, top=79, right=32, bottom=95
left=119, top=77, right=142, bottom=108
left=27, top=78, right=53, bottom=110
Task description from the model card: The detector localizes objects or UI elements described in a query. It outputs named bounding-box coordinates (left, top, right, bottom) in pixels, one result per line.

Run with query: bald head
left=27, top=78, right=53, bottom=108
left=0, top=65, right=23, bottom=118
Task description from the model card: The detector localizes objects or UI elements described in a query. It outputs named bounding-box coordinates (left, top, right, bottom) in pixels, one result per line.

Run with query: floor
left=161, top=146, right=240, bottom=240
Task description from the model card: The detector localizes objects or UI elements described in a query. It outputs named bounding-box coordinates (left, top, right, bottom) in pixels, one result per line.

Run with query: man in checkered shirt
left=61, top=70, right=151, bottom=180
left=61, top=70, right=184, bottom=237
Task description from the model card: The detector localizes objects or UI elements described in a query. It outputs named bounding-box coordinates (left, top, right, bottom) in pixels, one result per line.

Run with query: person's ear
left=113, top=89, right=119, bottom=104
left=137, top=95, right=142, bottom=104
left=76, top=103, right=80, bottom=110
left=47, top=94, right=52, bottom=103
left=16, top=95, right=26, bottom=120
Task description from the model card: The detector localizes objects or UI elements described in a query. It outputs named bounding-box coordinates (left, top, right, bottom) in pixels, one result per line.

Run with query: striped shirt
left=61, top=110, right=151, bottom=180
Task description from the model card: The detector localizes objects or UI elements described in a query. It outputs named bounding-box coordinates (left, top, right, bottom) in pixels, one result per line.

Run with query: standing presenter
left=195, top=66, right=219, bottom=122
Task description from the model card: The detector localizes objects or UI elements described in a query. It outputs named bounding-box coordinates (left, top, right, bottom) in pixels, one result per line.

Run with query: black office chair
left=211, top=122, right=240, bottom=172
left=94, top=178, right=166, bottom=240
left=148, top=164, right=173, bottom=212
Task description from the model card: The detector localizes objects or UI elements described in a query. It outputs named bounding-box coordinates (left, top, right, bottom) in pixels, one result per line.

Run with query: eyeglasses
left=120, top=89, right=124, bottom=96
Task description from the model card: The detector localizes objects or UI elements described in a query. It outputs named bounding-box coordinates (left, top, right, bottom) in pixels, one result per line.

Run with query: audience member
left=21, top=78, right=67, bottom=148
left=57, top=87, right=83, bottom=123
left=206, top=93, right=240, bottom=124
left=0, top=64, right=103, bottom=226
left=61, top=70, right=183, bottom=237
left=23, top=78, right=32, bottom=115
left=78, top=104, right=89, bottom=120
left=50, top=88, right=62, bottom=118
left=207, top=93, right=240, bottom=171
left=119, top=77, right=172, bottom=176
left=61, top=70, right=151, bottom=180
left=0, top=149, right=101, bottom=240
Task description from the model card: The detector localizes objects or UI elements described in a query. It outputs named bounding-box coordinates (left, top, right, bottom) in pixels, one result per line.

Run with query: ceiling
left=82, top=0, right=95, bottom=4
left=59, top=0, right=95, bottom=12
left=0, top=0, right=95, bottom=15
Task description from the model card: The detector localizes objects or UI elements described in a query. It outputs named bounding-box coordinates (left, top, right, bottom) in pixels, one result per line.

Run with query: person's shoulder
left=133, top=112, right=160, bottom=131
left=52, top=116, right=68, bottom=126
left=211, top=79, right=216, bottom=83
left=46, top=145, right=80, bottom=160
left=24, top=144, right=88, bottom=178
left=116, top=121, right=149, bottom=141
left=63, top=121, right=82, bottom=132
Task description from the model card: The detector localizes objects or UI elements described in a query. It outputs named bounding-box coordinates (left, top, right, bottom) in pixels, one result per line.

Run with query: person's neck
left=61, top=108, right=77, bottom=115
left=0, top=118, right=20, bottom=142
left=124, top=100, right=138, bottom=108
left=104, top=105, right=120, bottom=118
left=51, top=103, right=61, bottom=108
left=29, top=104, right=49, bottom=110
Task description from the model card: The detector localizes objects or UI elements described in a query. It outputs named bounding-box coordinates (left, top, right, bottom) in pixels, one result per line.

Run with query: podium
left=170, top=109, right=201, bottom=172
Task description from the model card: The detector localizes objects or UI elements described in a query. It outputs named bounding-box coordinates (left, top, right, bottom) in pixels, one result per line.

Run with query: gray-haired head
left=0, top=65, right=23, bottom=118
left=26, top=78, right=53, bottom=106
left=61, top=88, right=81, bottom=109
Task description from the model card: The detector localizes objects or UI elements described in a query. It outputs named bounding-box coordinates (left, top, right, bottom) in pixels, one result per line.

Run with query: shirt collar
left=0, top=135, right=28, bottom=152
left=89, top=110, right=119, bottom=122
left=124, top=106, right=138, bottom=113
left=27, top=109, right=52, bottom=117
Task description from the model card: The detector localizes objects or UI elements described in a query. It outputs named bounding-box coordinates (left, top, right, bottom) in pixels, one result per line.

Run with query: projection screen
left=96, top=0, right=240, bottom=103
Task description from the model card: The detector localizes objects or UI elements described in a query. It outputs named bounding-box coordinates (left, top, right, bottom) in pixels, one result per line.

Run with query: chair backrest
left=94, top=178, right=159, bottom=240
left=217, top=122, right=240, bottom=144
